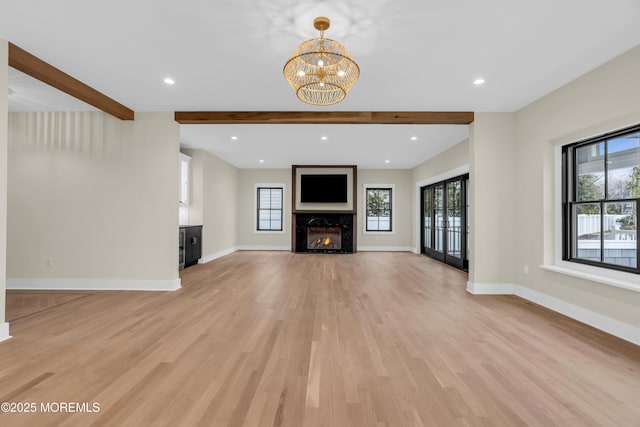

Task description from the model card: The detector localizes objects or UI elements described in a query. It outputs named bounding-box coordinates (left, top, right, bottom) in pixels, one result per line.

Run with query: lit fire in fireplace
left=312, top=236, right=334, bottom=246
left=307, top=226, right=342, bottom=250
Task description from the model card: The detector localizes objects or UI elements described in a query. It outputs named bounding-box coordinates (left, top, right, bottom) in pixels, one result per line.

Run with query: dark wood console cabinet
left=179, top=225, right=202, bottom=269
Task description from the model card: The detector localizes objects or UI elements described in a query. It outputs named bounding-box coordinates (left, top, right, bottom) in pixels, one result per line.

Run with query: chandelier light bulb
left=337, top=70, right=345, bottom=77
left=318, top=60, right=324, bottom=67
left=297, top=70, right=305, bottom=77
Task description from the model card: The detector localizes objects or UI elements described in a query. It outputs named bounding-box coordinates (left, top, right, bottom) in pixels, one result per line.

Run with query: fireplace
left=294, top=213, right=354, bottom=253
left=307, top=226, right=342, bottom=250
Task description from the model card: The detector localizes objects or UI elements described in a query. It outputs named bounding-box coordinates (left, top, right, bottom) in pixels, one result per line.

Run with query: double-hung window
left=563, top=124, right=640, bottom=273
left=364, top=185, right=394, bottom=233
left=256, top=185, right=285, bottom=232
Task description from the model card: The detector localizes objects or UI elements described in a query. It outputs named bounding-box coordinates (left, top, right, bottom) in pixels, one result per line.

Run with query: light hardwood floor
left=1, top=252, right=639, bottom=426
left=6, top=291, right=91, bottom=322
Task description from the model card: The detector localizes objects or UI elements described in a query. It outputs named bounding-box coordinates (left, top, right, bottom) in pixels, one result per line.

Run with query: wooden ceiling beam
left=174, top=111, right=474, bottom=125
left=8, top=43, right=135, bottom=121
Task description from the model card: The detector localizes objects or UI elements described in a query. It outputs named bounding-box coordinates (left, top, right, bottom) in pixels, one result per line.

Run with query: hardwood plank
left=6, top=291, right=91, bottom=321
left=0, top=252, right=638, bottom=426
left=174, top=111, right=474, bottom=125
left=8, top=43, right=135, bottom=121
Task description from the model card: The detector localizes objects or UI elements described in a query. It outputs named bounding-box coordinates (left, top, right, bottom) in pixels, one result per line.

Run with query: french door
left=421, top=175, right=469, bottom=270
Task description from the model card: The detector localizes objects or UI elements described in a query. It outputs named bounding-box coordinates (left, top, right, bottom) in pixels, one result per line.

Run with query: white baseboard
left=466, top=281, right=517, bottom=294
left=0, top=322, right=11, bottom=343
left=358, top=246, right=415, bottom=252
left=199, top=246, right=291, bottom=265
left=466, top=281, right=640, bottom=346
left=198, top=247, right=239, bottom=264
left=7, top=278, right=181, bottom=292
left=237, top=245, right=291, bottom=251
left=517, top=286, right=640, bottom=346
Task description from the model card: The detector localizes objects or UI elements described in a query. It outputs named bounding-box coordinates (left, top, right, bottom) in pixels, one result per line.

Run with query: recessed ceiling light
left=385, top=160, right=391, bottom=164
left=321, top=136, right=328, bottom=140
left=259, top=159, right=265, bottom=163
left=163, top=77, right=175, bottom=85
left=410, top=136, right=418, bottom=141
left=473, top=78, right=485, bottom=85
left=231, top=136, right=238, bottom=140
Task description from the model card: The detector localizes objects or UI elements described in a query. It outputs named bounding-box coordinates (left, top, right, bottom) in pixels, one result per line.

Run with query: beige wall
left=410, top=140, right=470, bottom=250
left=514, top=45, right=640, bottom=327
left=412, top=140, right=469, bottom=184
left=1, top=40, right=8, bottom=335
left=237, top=168, right=291, bottom=249
left=468, top=114, right=517, bottom=284
left=182, top=149, right=239, bottom=258
left=358, top=169, right=413, bottom=249
left=233, top=167, right=414, bottom=250
left=7, top=112, right=180, bottom=284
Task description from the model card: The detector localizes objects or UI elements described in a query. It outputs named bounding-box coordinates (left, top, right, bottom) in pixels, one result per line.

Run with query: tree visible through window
left=257, top=187, right=283, bottom=231
left=366, top=188, right=392, bottom=232
left=563, top=124, right=640, bottom=273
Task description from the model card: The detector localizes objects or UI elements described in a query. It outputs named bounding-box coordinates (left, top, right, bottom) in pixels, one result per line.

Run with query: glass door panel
left=446, top=180, right=463, bottom=268
left=433, top=184, right=445, bottom=260
left=466, top=177, right=470, bottom=260
left=423, top=187, right=432, bottom=251
left=421, top=175, right=468, bottom=271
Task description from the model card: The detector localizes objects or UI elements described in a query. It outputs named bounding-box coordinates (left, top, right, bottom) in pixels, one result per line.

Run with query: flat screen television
left=300, top=174, right=348, bottom=203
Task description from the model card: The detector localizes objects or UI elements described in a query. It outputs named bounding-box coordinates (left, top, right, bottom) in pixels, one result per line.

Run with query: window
left=179, top=153, right=191, bottom=225
left=563, top=124, right=640, bottom=273
left=256, top=185, right=285, bottom=232
left=364, top=185, right=394, bottom=232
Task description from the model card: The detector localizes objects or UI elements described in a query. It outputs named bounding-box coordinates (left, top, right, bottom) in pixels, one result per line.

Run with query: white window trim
left=179, top=153, right=191, bottom=226
left=544, top=145, right=640, bottom=293
left=363, top=183, right=396, bottom=235
left=254, top=183, right=286, bottom=234
left=179, top=153, right=191, bottom=204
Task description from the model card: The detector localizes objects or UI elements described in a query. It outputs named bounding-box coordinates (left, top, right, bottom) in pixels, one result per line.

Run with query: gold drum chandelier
left=283, top=17, right=360, bottom=106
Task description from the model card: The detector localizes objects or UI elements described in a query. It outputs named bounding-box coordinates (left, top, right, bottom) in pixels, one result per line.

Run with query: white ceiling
left=7, top=67, right=98, bottom=112
left=3, top=0, right=640, bottom=168
left=181, top=124, right=469, bottom=169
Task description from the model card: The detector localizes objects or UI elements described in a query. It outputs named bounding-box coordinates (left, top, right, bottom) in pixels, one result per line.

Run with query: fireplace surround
left=291, top=165, right=357, bottom=254
left=294, top=213, right=354, bottom=253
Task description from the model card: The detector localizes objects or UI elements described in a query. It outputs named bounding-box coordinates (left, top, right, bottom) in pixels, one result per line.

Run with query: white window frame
left=363, top=183, right=395, bottom=235
left=254, top=183, right=286, bottom=234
